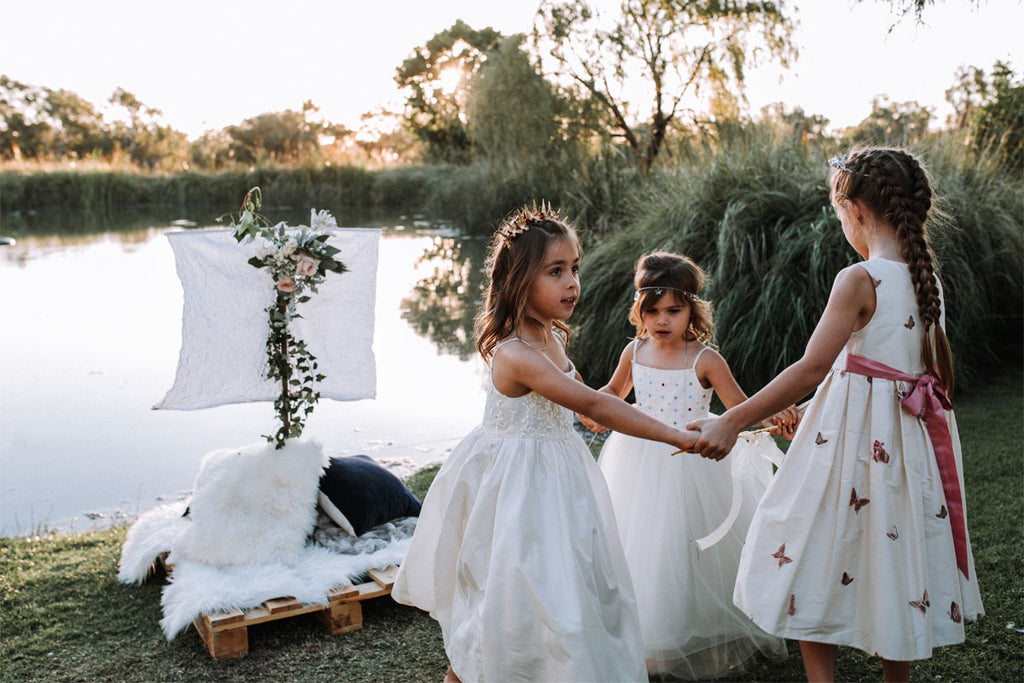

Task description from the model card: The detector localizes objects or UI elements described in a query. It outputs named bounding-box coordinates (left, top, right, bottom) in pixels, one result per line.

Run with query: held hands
left=671, top=429, right=700, bottom=455
left=685, top=415, right=740, bottom=461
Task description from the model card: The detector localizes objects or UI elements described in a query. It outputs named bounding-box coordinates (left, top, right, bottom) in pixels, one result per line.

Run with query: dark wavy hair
left=475, top=205, right=580, bottom=363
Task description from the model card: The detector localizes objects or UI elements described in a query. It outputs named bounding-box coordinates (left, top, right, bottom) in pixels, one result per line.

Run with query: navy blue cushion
left=318, top=455, right=421, bottom=536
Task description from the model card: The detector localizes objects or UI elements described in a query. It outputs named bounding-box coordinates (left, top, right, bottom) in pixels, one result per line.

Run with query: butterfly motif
left=872, top=440, right=890, bottom=463
left=905, top=315, right=916, bottom=329
left=937, top=505, right=948, bottom=519
left=771, top=543, right=793, bottom=568
left=887, top=525, right=899, bottom=541
left=788, top=594, right=796, bottom=616
left=908, top=590, right=930, bottom=614
left=841, top=572, right=854, bottom=585
left=949, top=601, right=962, bottom=624
left=849, top=487, right=870, bottom=513
left=815, top=432, right=828, bottom=445
left=871, top=277, right=882, bottom=288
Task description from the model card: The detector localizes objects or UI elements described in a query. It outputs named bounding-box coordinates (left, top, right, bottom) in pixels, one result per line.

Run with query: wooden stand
left=156, top=554, right=397, bottom=659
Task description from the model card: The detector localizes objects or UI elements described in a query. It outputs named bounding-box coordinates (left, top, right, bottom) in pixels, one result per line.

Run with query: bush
left=570, top=136, right=1023, bottom=394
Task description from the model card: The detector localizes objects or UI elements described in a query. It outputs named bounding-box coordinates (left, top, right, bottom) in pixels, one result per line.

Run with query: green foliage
left=226, top=102, right=344, bottom=166
left=570, top=128, right=1023, bottom=395
left=843, top=95, right=934, bottom=147
left=395, top=20, right=503, bottom=164
left=946, top=61, right=1023, bottom=171
left=534, top=0, right=797, bottom=172
left=0, top=76, right=185, bottom=169
left=465, top=35, right=561, bottom=169
left=229, top=189, right=347, bottom=448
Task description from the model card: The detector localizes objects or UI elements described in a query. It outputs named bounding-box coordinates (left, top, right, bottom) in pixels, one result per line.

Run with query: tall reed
left=571, top=131, right=1022, bottom=394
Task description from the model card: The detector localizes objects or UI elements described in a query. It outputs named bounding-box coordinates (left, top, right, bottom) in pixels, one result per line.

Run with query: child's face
left=525, top=237, right=580, bottom=322
left=641, top=291, right=691, bottom=343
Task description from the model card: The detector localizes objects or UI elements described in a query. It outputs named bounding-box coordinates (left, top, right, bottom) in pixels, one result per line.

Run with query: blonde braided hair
left=832, top=147, right=954, bottom=394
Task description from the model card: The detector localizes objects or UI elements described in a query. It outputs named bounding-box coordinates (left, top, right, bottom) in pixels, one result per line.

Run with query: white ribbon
left=693, top=432, right=784, bottom=551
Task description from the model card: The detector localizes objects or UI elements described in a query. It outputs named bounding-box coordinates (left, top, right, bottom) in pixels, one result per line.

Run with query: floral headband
left=499, top=202, right=555, bottom=246
left=828, top=153, right=874, bottom=178
left=634, top=286, right=702, bottom=303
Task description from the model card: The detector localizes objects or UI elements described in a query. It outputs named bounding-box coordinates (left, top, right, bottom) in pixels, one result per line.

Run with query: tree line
left=1, top=0, right=1020, bottom=174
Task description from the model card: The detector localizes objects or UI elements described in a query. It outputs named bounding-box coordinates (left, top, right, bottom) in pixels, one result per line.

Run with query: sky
left=2, top=0, right=1021, bottom=140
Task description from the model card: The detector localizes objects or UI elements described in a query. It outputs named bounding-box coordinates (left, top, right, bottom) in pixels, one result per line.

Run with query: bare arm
left=688, top=265, right=875, bottom=459
left=495, top=344, right=696, bottom=453
left=697, top=348, right=799, bottom=435
left=578, top=343, right=634, bottom=432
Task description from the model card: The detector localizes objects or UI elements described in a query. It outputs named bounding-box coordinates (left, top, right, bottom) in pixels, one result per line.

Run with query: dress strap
left=631, top=338, right=642, bottom=361
left=690, top=344, right=710, bottom=370
left=495, top=337, right=523, bottom=350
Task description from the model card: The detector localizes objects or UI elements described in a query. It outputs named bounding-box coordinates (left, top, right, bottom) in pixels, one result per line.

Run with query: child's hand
left=764, top=405, right=799, bottom=441
left=577, top=413, right=608, bottom=434
left=686, top=415, right=740, bottom=461
left=669, top=429, right=700, bottom=455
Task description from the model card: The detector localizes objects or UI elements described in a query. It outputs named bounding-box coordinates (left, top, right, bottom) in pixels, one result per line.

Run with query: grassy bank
left=1, top=370, right=1021, bottom=682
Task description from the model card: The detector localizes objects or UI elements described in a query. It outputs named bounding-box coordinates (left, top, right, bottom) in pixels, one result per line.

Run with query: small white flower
left=281, top=239, right=297, bottom=257
left=310, top=209, right=337, bottom=230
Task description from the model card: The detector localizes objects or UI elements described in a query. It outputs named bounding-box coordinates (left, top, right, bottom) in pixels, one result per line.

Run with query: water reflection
left=400, top=235, right=487, bottom=360
left=0, top=208, right=487, bottom=536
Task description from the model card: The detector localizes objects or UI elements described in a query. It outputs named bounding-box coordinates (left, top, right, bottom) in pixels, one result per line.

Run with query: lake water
left=0, top=207, right=490, bottom=536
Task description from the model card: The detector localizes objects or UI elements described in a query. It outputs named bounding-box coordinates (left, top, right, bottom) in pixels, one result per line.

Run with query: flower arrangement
left=228, top=188, right=347, bottom=449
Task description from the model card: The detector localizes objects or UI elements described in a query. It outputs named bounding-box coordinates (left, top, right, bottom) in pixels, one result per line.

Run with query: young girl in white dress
left=586, top=252, right=794, bottom=679
left=392, top=205, right=698, bottom=683
left=689, top=148, right=984, bottom=682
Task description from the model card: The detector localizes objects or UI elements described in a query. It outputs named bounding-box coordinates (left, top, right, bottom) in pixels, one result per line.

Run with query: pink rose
left=295, top=255, right=320, bottom=277
left=276, top=275, right=296, bottom=292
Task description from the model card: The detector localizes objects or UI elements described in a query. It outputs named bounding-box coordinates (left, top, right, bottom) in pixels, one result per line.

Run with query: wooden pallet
left=156, top=554, right=397, bottom=659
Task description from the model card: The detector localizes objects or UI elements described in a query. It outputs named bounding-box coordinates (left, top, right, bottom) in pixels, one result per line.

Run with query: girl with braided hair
left=688, top=148, right=983, bottom=682
left=393, top=204, right=697, bottom=683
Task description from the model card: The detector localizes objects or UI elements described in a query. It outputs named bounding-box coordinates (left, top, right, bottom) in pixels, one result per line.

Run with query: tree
left=845, top=96, right=933, bottom=146
left=464, top=35, right=561, bottom=167
left=44, top=88, right=107, bottom=159
left=107, top=88, right=188, bottom=170
left=395, top=20, right=503, bottom=163
left=759, top=103, right=831, bottom=147
left=947, top=60, right=1022, bottom=170
left=535, top=0, right=797, bottom=172
left=859, top=0, right=984, bottom=25
left=226, top=102, right=324, bottom=165
left=0, top=76, right=54, bottom=160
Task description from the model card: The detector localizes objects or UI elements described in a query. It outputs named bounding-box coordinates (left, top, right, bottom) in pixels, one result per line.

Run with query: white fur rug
left=118, top=440, right=412, bottom=639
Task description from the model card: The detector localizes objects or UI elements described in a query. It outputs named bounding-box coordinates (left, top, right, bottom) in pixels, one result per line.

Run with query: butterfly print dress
left=733, top=258, right=984, bottom=660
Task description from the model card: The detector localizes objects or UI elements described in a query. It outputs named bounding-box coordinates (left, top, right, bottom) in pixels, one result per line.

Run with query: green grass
left=1, top=371, right=1021, bottom=682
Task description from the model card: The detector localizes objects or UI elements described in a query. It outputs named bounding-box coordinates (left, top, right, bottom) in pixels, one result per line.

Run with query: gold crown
left=499, top=201, right=556, bottom=245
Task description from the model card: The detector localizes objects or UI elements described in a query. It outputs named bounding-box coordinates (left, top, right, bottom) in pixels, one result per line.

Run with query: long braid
left=840, top=148, right=955, bottom=394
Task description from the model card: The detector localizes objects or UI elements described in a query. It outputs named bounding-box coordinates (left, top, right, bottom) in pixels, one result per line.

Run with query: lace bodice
left=631, top=343, right=712, bottom=428
left=481, top=376, right=578, bottom=441
left=482, top=338, right=579, bottom=441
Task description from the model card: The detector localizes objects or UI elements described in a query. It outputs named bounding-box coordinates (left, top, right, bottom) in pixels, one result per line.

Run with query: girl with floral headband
left=583, top=251, right=795, bottom=679
left=689, top=148, right=984, bottom=682
left=392, top=205, right=698, bottom=683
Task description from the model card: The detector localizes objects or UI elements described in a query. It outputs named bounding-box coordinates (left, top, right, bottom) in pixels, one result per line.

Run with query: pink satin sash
left=844, top=353, right=969, bottom=579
